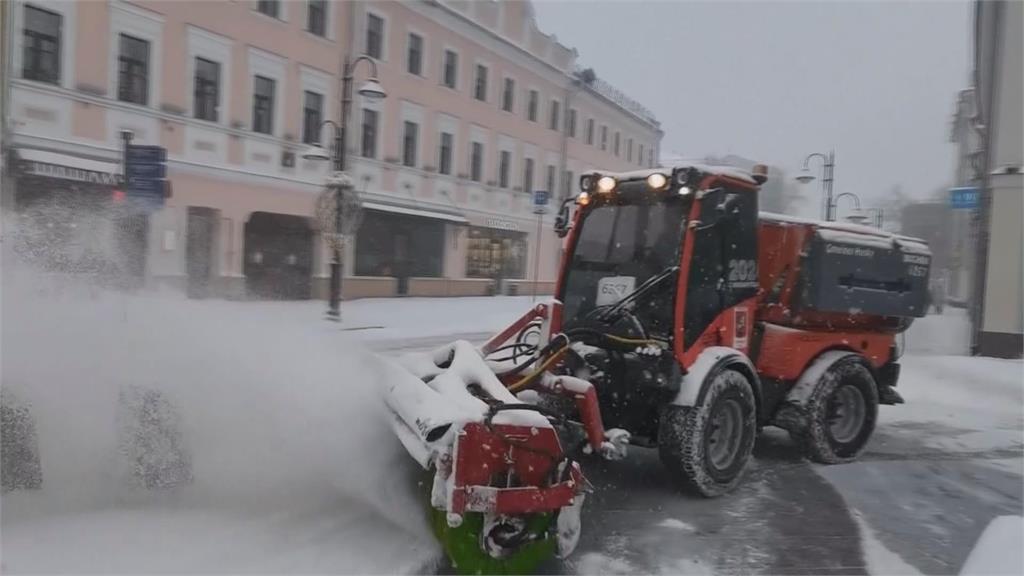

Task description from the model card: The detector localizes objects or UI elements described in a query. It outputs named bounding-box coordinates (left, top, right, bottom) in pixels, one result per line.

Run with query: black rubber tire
left=798, top=357, right=879, bottom=464
left=658, top=369, right=757, bottom=498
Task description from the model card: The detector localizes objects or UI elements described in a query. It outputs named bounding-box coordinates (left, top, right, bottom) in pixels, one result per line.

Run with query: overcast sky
left=532, top=0, right=971, bottom=212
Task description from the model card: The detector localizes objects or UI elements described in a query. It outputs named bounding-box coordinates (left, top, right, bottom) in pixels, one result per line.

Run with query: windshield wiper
left=597, top=265, right=680, bottom=323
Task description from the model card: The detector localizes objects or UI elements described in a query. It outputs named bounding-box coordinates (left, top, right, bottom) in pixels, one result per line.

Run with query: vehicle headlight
left=646, top=173, right=668, bottom=190
left=596, top=176, right=617, bottom=194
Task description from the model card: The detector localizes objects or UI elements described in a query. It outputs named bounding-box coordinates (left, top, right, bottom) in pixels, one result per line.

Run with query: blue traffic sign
left=127, top=162, right=166, bottom=180
left=950, top=186, right=980, bottom=209
left=128, top=177, right=166, bottom=197
left=533, top=190, right=549, bottom=206
left=127, top=145, right=167, bottom=164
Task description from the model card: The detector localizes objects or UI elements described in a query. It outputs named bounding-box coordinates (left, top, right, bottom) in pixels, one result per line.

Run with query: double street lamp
left=303, top=55, right=386, bottom=320
left=795, top=150, right=836, bottom=221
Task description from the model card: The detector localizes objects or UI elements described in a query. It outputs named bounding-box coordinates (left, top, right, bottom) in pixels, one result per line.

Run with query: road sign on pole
left=532, top=189, right=549, bottom=215
left=950, top=186, right=980, bottom=209
left=125, top=144, right=167, bottom=209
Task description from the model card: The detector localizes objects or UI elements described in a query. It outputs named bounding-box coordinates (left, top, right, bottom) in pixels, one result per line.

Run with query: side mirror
left=554, top=198, right=574, bottom=238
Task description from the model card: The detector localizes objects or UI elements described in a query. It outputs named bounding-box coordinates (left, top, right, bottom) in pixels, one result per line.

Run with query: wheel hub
left=707, top=398, right=744, bottom=471
left=828, top=385, right=866, bottom=443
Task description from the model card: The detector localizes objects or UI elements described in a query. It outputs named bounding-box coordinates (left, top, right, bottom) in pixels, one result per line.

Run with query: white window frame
left=436, top=113, right=459, bottom=176
left=253, top=0, right=288, bottom=22
left=472, top=59, right=491, bottom=103
left=439, top=45, right=460, bottom=91
left=469, top=124, right=489, bottom=182
left=300, top=65, right=333, bottom=144
left=500, top=74, right=517, bottom=114
left=363, top=7, right=388, bottom=62
left=359, top=97, right=384, bottom=160
left=186, top=26, right=231, bottom=125
left=304, top=0, right=333, bottom=40
left=526, top=86, right=541, bottom=123
left=497, top=134, right=517, bottom=189
left=405, top=28, right=427, bottom=78
left=248, top=47, right=287, bottom=137
left=108, top=2, right=163, bottom=110
left=400, top=100, right=425, bottom=168
left=14, top=0, right=77, bottom=89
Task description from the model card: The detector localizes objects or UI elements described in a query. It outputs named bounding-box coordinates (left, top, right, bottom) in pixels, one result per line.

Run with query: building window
left=546, top=165, right=556, bottom=194
left=361, top=108, right=378, bottom=158
left=302, top=91, right=323, bottom=144
left=626, top=138, right=633, bottom=162
left=194, top=57, right=220, bottom=121
left=568, top=109, right=577, bottom=138
left=442, top=49, right=457, bottom=89
left=257, top=0, right=280, bottom=19
left=118, top=34, right=150, bottom=105
left=523, top=158, right=534, bottom=194
left=600, top=126, right=608, bottom=151
left=498, top=150, right=511, bottom=188
left=564, top=170, right=574, bottom=199
left=614, top=132, right=621, bottom=156
left=439, top=132, right=454, bottom=175
left=638, top=144, right=644, bottom=166
left=527, top=90, right=538, bottom=122
left=407, top=33, right=423, bottom=76
left=365, top=13, right=384, bottom=59
left=466, top=228, right=526, bottom=279
left=549, top=100, right=560, bottom=131
left=470, top=142, right=484, bottom=182
left=22, top=5, right=61, bottom=84
left=474, top=64, right=488, bottom=101
left=252, top=75, right=275, bottom=134
left=402, top=120, right=419, bottom=167
left=648, top=148, right=654, bottom=168
left=586, top=118, right=595, bottom=145
left=307, top=0, right=326, bottom=36
left=501, top=78, right=515, bottom=112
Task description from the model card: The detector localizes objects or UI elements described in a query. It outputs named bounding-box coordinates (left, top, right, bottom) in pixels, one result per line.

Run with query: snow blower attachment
left=384, top=303, right=631, bottom=574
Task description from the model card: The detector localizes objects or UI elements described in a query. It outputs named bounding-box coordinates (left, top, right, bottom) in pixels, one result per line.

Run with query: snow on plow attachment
left=381, top=302, right=623, bottom=574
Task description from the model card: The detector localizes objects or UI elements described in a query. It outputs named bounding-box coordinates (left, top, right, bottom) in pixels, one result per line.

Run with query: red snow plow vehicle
left=386, top=163, right=930, bottom=574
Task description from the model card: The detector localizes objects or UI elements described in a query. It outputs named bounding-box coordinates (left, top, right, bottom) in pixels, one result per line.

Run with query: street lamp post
left=795, top=150, right=836, bottom=221
left=303, top=55, right=385, bottom=321
left=832, top=191, right=861, bottom=220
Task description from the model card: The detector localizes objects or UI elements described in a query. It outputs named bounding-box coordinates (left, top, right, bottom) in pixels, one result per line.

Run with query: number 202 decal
left=728, top=259, right=758, bottom=286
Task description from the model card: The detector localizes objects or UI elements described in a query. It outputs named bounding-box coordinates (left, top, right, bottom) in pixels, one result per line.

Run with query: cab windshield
left=561, top=193, right=686, bottom=336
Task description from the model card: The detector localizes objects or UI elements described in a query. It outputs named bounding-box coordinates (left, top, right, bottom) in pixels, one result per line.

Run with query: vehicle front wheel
left=658, top=369, right=757, bottom=497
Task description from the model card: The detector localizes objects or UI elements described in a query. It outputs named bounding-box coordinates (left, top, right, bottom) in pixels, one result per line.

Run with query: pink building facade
left=7, top=0, right=661, bottom=299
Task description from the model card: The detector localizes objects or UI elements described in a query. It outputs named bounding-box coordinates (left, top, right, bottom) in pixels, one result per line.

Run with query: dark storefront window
left=466, top=228, right=526, bottom=279
left=355, top=211, right=444, bottom=277
left=22, top=5, right=62, bottom=84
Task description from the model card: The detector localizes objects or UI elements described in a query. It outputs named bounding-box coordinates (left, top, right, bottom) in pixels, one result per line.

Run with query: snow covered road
left=2, top=286, right=1020, bottom=575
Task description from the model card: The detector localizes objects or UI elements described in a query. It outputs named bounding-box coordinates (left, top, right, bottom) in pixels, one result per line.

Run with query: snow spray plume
left=2, top=213, right=433, bottom=543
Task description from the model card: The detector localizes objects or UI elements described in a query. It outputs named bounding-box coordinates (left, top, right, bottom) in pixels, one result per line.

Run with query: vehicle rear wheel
left=658, top=369, right=756, bottom=497
left=798, top=356, right=879, bottom=464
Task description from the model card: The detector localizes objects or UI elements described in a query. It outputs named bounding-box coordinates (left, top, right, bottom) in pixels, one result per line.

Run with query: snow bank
left=959, top=516, right=1024, bottom=575
left=0, top=267, right=438, bottom=573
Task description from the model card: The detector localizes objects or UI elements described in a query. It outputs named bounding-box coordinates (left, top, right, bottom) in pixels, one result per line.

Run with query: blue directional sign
left=950, top=186, right=980, bottom=209
left=127, top=145, right=167, bottom=164
left=126, top=161, right=166, bottom=180
left=532, top=190, right=549, bottom=214
left=125, top=144, right=167, bottom=208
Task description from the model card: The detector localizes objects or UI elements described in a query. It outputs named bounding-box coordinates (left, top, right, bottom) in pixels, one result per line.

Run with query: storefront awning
left=362, top=201, right=468, bottom=224
left=17, top=148, right=121, bottom=185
